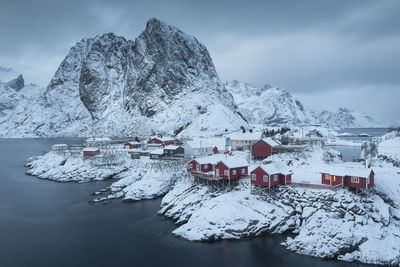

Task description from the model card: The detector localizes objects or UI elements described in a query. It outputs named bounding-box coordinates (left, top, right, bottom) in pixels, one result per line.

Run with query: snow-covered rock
left=0, top=19, right=245, bottom=137
left=225, top=80, right=383, bottom=128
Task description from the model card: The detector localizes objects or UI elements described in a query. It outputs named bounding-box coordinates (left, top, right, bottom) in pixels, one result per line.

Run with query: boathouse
left=148, top=137, right=174, bottom=149
left=214, top=158, right=249, bottom=180
left=83, top=148, right=100, bottom=157
left=124, top=141, right=141, bottom=149
left=250, top=165, right=292, bottom=187
left=321, top=168, right=374, bottom=189
left=251, top=138, right=281, bottom=159
left=187, top=154, right=225, bottom=173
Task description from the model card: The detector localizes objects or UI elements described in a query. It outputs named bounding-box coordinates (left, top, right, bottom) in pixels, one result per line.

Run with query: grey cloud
left=0, top=0, right=399, bottom=122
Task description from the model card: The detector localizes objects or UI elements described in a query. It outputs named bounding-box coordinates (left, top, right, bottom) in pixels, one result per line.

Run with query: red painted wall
left=251, top=140, right=272, bottom=159
left=83, top=150, right=99, bottom=157
left=125, top=143, right=140, bottom=149
left=368, top=171, right=374, bottom=188
left=148, top=138, right=162, bottom=144
left=215, top=162, right=247, bottom=180
left=215, top=162, right=229, bottom=179
left=279, top=174, right=291, bottom=185
left=344, top=175, right=368, bottom=189
left=321, top=173, right=343, bottom=186
left=250, top=167, right=280, bottom=187
left=201, top=163, right=213, bottom=172
left=187, top=160, right=198, bottom=171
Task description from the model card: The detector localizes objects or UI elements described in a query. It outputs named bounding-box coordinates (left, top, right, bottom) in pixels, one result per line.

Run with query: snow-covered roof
left=227, top=131, right=262, bottom=141
left=85, top=137, right=111, bottom=142
left=150, top=136, right=174, bottom=142
left=322, top=166, right=373, bottom=178
left=250, top=164, right=291, bottom=175
left=261, top=137, right=281, bottom=147
left=150, top=148, right=164, bottom=155
left=185, top=138, right=213, bottom=149
left=193, top=154, right=226, bottom=165
left=83, top=148, right=99, bottom=152
left=218, top=157, right=248, bottom=168
left=164, top=145, right=181, bottom=150
left=126, top=141, right=140, bottom=145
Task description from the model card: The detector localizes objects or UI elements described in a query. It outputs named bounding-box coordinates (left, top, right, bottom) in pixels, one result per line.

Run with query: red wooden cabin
left=250, top=165, right=292, bottom=187
left=148, top=137, right=174, bottom=148
left=321, top=168, right=374, bottom=189
left=214, top=158, right=248, bottom=180
left=252, top=138, right=281, bottom=160
left=124, top=141, right=141, bottom=149
left=83, top=148, right=100, bottom=157
left=187, top=155, right=225, bottom=173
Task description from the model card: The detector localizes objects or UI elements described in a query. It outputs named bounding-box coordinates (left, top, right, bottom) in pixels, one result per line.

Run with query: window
left=204, top=165, right=208, bottom=170
left=224, top=170, right=228, bottom=176
left=332, top=176, right=336, bottom=182
left=188, top=164, right=193, bottom=169
left=251, top=174, right=256, bottom=181
left=351, top=176, right=359, bottom=183
left=232, top=169, right=237, bottom=175
left=242, top=168, right=246, bottom=174
left=196, top=165, right=200, bottom=171
left=263, top=175, right=268, bottom=183
left=216, top=169, right=220, bottom=176
left=325, top=174, right=330, bottom=180
left=273, top=175, right=278, bottom=182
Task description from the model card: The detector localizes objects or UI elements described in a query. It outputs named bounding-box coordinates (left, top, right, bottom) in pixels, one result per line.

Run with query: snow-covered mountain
left=225, top=80, right=312, bottom=125
left=225, top=80, right=383, bottom=128
left=0, top=18, right=245, bottom=137
left=0, top=18, right=384, bottom=137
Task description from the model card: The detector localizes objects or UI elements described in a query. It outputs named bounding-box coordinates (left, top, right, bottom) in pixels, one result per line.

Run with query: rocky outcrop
left=7, top=74, right=24, bottom=91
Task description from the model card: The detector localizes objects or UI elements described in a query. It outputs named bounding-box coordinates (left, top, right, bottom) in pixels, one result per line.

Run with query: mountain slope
left=225, top=80, right=383, bottom=127
left=0, top=18, right=245, bottom=137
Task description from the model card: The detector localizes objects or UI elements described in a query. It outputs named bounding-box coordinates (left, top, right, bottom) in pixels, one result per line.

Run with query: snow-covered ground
left=25, top=135, right=400, bottom=265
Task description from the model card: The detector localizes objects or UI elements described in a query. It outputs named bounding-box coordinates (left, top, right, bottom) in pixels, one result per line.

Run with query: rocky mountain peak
left=124, top=18, right=223, bottom=116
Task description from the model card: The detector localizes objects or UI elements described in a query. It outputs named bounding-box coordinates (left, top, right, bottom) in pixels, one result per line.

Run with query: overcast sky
left=1, top=0, right=399, bottom=123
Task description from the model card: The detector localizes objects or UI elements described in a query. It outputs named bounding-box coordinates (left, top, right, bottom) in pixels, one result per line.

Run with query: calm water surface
left=0, top=138, right=369, bottom=267
left=334, top=128, right=389, bottom=162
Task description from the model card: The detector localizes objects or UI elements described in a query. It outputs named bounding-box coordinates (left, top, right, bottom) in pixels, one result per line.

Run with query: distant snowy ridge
left=225, top=80, right=383, bottom=128
left=0, top=18, right=384, bottom=138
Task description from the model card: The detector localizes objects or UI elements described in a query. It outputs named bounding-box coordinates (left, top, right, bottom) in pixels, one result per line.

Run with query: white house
left=227, top=131, right=263, bottom=151
left=183, top=138, right=213, bottom=156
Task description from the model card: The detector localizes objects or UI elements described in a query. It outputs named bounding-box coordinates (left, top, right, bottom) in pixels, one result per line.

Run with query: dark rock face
left=7, top=75, right=24, bottom=91
left=124, top=18, right=221, bottom=116
left=45, top=18, right=223, bottom=119
left=78, top=33, right=132, bottom=119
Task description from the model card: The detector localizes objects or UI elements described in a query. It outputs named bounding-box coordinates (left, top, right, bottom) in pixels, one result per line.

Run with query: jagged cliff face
left=78, top=34, right=132, bottom=119
left=0, top=18, right=243, bottom=137
left=125, top=18, right=224, bottom=117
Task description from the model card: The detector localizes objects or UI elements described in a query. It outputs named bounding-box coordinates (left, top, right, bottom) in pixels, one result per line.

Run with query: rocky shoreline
left=25, top=149, right=400, bottom=265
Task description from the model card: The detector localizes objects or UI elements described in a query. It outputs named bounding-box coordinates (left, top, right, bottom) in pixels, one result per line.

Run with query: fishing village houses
left=49, top=128, right=375, bottom=194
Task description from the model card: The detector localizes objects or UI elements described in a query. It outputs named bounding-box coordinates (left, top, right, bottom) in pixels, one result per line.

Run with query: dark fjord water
left=334, top=128, right=389, bottom=162
left=0, top=138, right=368, bottom=267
